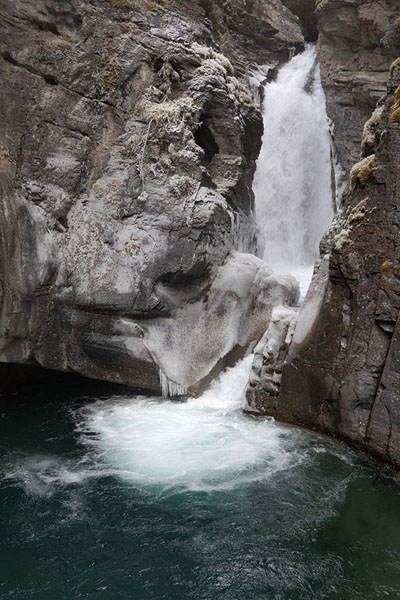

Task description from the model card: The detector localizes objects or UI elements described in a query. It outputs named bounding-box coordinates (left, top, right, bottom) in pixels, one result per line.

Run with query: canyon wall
left=2, top=0, right=400, bottom=468
left=317, top=0, right=400, bottom=176
left=0, top=0, right=301, bottom=391
left=247, top=0, right=400, bottom=467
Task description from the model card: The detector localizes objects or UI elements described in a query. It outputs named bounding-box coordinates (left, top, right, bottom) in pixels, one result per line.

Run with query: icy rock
left=244, top=305, right=298, bottom=414
left=144, top=252, right=299, bottom=396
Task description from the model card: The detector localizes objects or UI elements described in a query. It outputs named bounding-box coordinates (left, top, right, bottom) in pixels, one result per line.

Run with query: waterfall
left=253, top=45, right=334, bottom=295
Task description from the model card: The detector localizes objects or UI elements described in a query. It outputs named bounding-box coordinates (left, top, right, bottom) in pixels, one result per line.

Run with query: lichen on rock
left=350, top=155, right=375, bottom=188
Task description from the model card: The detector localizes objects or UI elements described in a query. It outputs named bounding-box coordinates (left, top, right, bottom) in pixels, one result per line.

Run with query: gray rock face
left=254, top=63, right=400, bottom=467
left=244, top=305, right=298, bottom=414
left=316, top=0, right=400, bottom=176
left=0, top=0, right=302, bottom=392
left=281, top=0, right=318, bottom=41
left=201, top=0, right=304, bottom=74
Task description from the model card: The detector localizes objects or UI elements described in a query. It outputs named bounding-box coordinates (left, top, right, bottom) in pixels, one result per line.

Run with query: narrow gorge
left=1, top=0, right=400, bottom=597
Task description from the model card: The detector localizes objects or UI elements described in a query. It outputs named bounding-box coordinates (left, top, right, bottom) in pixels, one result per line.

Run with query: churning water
left=1, top=369, right=400, bottom=598
left=76, top=357, right=300, bottom=492
left=254, top=45, right=334, bottom=295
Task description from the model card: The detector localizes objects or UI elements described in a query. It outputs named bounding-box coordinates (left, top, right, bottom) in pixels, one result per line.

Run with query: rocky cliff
left=2, top=0, right=400, bottom=468
left=247, top=56, right=400, bottom=467
left=245, top=0, right=400, bottom=468
left=316, top=0, right=400, bottom=177
left=0, top=0, right=302, bottom=392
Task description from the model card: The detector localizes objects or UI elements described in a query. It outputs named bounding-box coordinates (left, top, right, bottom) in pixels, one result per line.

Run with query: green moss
left=395, top=85, right=400, bottom=110
left=390, top=106, right=400, bottom=126
left=389, top=84, right=400, bottom=127
left=362, top=106, right=384, bottom=151
left=381, top=262, right=400, bottom=278
left=382, top=261, right=395, bottom=275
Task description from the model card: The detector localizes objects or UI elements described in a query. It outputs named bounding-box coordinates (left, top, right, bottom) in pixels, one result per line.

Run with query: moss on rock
left=382, top=261, right=400, bottom=277
left=389, top=57, right=400, bottom=78
left=350, top=155, right=375, bottom=188
left=390, top=106, right=400, bottom=126
left=362, top=106, right=384, bottom=152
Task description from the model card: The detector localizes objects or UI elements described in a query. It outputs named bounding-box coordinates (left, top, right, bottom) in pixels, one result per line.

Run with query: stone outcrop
left=0, top=0, right=302, bottom=392
left=201, top=0, right=304, bottom=75
left=250, top=61, right=400, bottom=467
left=245, top=305, right=298, bottom=414
left=316, top=0, right=400, bottom=177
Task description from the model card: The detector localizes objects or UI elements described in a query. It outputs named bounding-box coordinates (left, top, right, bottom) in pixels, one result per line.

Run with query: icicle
left=159, top=370, right=187, bottom=398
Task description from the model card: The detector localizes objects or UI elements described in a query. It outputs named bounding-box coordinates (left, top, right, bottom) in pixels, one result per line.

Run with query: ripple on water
left=1, top=359, right=400, bottom=599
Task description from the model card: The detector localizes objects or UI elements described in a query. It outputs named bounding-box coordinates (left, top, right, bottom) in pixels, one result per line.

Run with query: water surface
left=1, top=361, right=400, bottom=599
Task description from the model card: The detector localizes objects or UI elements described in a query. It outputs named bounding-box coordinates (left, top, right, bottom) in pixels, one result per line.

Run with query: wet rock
left=146, top=252, right=299, bottom=395
left=244, top=305, right=298, bottom=415
left=281, top=0, right=318, bottom=42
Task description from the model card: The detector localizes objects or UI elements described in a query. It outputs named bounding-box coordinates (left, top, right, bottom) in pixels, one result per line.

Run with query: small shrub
left=390, top=84, right=400, bottom=127
left=190, top=42, right=234, bottom=75
left=137, top=96, right=198, bottom=134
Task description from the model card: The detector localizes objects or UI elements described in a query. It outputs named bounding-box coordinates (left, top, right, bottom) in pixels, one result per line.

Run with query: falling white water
left=9, top=49, right=340, bottom=501
left=253, top=45, right=334, bottom=297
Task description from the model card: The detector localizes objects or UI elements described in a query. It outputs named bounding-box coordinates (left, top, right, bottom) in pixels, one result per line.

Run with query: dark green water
left=1, top=364, right=400, bottom=599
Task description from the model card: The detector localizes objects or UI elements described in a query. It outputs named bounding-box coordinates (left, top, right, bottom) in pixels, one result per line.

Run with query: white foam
left=2, top=455, right=94, bottom=497
left=275, top=264, right=314, bottom=300
left=76, top=357, right=305, bottom=493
